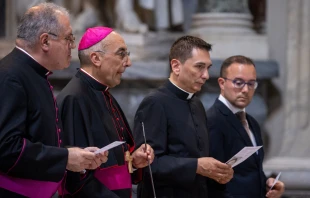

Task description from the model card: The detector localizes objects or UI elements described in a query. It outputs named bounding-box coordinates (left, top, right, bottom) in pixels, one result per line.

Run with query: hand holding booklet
left=94, top=141, right=125, bottom=154
left=226, top=146, right=262, bottom=168
left=81, top=141, right=125, bottom=174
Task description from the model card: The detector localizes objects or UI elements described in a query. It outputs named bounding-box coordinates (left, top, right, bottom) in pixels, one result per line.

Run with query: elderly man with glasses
left=0, top=3, right=109, bottom=198
left=206, top=55, right=285, bottom=198
left=56, top=26, right=154, bottom=198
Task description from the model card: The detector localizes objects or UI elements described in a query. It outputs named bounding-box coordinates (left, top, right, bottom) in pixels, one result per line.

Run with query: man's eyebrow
left=195, top=62, right=206, bottom=65
left=234, top=78, right=257, bottom=81
left=116, top=47, right=126, bottom=53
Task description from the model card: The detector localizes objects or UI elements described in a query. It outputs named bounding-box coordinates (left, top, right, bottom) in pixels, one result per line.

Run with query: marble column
left=5, top=0, right=17, bottom=39
left=190, top=0, right=268, bottom=60
left=204, top=0, right=250, bottom=13
left=0, top=0, right=5, bottom=37
left=264, top=0, right=310, bottom=193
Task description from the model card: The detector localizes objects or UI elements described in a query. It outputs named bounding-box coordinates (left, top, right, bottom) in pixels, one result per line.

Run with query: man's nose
left=125, top=56, right=132, bottom=67
left=70, top=41, right=76, bottom=49
left=201, top=69, right=209, bottom=80
left=241, top=83, right=249, bottom=92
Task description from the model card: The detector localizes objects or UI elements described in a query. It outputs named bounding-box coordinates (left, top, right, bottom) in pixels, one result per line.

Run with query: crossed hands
left=197, top=157, right=234, bottom=184
left=66, top=147, right=109, bottom=172
left=132, top=144, right=154, bottom=168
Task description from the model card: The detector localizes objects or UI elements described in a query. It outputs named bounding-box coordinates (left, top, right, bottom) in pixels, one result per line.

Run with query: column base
left=264, top=157, right=310, bottom=190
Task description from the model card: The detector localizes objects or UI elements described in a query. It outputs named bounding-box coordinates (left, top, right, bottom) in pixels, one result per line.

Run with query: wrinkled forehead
left=226, top=63, right=256, bottom=78
left=56, top=12, right=72, bottom=32
left=104, top=32, right=127, bottom=51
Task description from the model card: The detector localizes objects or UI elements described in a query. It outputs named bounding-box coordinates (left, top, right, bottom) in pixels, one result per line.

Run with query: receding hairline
left=220, top=55, right=256, bottom=77
left=27, top=4, right=67, bottom=14
left=104, top=31, right=122, bottom=43
left=222, top=63, right=256, bottom=78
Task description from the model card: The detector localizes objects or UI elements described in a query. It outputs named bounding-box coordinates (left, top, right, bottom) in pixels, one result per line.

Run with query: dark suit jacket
left=207, top=99, right=267, bottom=198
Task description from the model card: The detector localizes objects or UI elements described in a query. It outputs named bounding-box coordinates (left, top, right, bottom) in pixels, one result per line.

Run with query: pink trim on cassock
left=7, top=138, right=26, bottom=174
left=57, top=171, right=87, bottom=196
left=46, top=76, right=61, bottom=147
left=0, top=173, right=62, bottom=198
left=94, top=164, right=132, bottom=190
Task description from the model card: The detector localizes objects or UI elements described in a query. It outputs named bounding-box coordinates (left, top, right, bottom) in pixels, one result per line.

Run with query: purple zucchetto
left=78, top=27, right=113, bottom=50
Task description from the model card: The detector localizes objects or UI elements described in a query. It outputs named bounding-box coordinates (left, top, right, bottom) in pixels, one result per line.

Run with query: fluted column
left=264, top=0, right=310, bottom=192
left=190, top=0, right=268, bottom=60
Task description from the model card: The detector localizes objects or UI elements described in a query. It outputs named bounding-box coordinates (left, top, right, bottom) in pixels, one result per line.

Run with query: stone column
left=0, top=0, right=5, bottom=37
left=264, top=0, right=310, bottom=193
left=193, top=0, right=253, bottom=34
left=204, top=0, right=250, bottom=13
left=190, top=0, right=268, bottom=60
left=5, top=0, right=17, bottom=39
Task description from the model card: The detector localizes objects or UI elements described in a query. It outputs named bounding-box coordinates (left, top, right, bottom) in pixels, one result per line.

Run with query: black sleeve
left=207, top=111, right=232, bottom=198
left=133, top=96, right=197, bottom=186
left=58, top=95, right=119, bottom=197
left=0, top=77, right=68, bottom=181
left=207, top=115, right=226, bottom=163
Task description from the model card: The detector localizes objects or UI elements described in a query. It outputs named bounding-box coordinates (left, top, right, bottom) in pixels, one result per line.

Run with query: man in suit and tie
left=207, top=55, right=285, bottom=198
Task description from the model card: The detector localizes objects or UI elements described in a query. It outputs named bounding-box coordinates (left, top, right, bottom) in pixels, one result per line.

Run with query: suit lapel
left=215, top=99, right=253, bottom=146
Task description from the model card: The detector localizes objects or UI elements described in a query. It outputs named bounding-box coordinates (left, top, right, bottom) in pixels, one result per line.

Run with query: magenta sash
left=94, top=164, right=131, bottom=190
left=0, top=173, right=62, bottom=198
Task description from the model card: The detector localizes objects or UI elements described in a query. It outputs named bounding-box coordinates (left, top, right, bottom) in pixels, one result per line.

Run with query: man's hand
left=132, top=144, right=154, bottom=168
left=197, top=157, right=234, bottom=184
left=66, top=147, right=96, bottom=172
left=266, top=177, right=285, bottom=198
left=84, top=147, right=109, bottom=170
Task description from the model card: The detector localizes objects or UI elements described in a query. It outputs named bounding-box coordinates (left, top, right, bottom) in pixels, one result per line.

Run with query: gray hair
left=78, top=39, right=110, bottom=66
left=17, top=2, right=69, bottom=47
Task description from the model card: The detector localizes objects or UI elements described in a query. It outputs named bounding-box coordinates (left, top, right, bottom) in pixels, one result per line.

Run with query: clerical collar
left=79, top=69, right=109, bottom=91
left=16, top=46, right=36, bottom=61
left=218, top=94, right=245, bottom=114
left=169, top=79, right=194, bottom=100
left=166, top=79, right=194, bottom=100
left=15, top=47, right=50, bottom=77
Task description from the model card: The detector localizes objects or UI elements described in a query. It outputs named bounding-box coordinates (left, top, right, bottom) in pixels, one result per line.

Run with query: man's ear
left=170, top=59, right=181, bottom=76
left=90, top=52, right=102, bottom=67
left=218, top=77, right=225, bottom=90
left=39, top=33, right=49, bottom=52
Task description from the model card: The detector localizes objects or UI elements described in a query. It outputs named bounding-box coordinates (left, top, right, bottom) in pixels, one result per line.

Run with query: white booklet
left=226, top=146, right=263, bottom=168
left=94, top=141, right=125, bottom=154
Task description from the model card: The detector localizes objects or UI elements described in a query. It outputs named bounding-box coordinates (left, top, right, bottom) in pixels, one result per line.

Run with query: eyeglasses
left=94, top=50, right=130, bottom=60
left=223, top=77, right=258, bottom=89
left=48, top=32, right=75, bottom=46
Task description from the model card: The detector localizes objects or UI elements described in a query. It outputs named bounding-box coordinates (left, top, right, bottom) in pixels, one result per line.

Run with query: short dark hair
left=220, top=55, right=255, bottom=77
left=169, top=35, right=212, bottom=71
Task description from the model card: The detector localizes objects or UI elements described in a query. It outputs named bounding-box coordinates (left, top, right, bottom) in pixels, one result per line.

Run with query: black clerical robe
left=0, top=48, right=68, bottom=198
left=133, top=80, right=209, bottom=198
left=57, top=69, right=139, bottom=198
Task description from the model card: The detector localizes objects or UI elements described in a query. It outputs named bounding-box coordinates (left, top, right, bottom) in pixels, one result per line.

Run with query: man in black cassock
left=56, top=26, right=154, bottom=198
left=132, top=36, right=234, bottom=198
left=0, top=3, right=107, bottom=198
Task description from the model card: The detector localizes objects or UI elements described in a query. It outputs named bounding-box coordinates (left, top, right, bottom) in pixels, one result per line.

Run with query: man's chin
left=193, top=86, right=202, bottom=93
left=110, top=81, right=121, bottom=88
left=234, top=102, right=248, bottom=109
left=64, top=63, right=70, bottom=69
